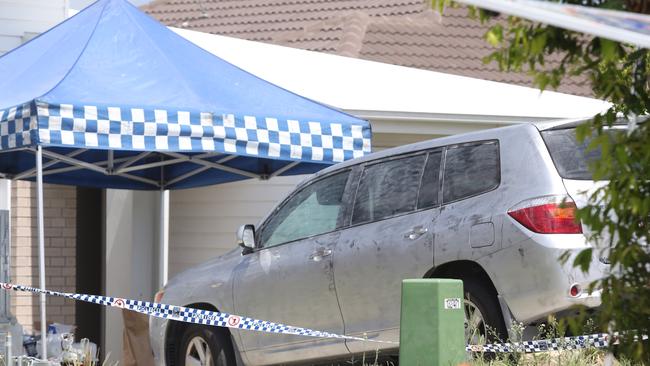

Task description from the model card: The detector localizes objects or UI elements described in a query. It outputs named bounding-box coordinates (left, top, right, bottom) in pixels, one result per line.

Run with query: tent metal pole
left=165, top=166, right=210, bottom=187
left=0, top=179, right=12, bottom=323
left=20, top=156, right=132, bottom=180
left=14, top=149, right=87, bottom=180
left=115, top=152, right=151, bottom=171
left=40, top=150, right=107, bottom=175
left=269, top=161, right=300, bottom=178
left=159, top=189, right=169, bottom=288
left=35, top=146, right=47, bottom=359
left=115, top=158, right=187, bottom=174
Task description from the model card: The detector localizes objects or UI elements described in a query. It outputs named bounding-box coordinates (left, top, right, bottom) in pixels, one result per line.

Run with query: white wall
left=0, top=0, right=67, bottom=54
left=104, top=190, right=159, bottom=363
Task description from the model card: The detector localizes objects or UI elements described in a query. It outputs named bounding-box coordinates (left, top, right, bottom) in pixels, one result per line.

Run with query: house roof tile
left=143, top=0, right=593, bottom=96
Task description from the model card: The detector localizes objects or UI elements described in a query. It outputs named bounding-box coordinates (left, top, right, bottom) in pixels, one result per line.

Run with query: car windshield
left=541, top=127, right=623, bottom=180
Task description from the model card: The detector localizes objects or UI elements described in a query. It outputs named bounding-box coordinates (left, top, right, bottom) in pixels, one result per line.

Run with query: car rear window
left=352, top=154, right=426, bottom=224
left=541, top=128, right=621, bottom=180
left=442, top=141, right=500, bottom=203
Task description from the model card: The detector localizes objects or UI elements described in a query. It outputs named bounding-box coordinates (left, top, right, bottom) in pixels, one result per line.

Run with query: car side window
left=259, top=171, right=350, bottom=248
left=352, top=154, right=426, bottom=225
left=442, top=141, right=499, bottom=203
left=417, top=151, right=442, bottom=209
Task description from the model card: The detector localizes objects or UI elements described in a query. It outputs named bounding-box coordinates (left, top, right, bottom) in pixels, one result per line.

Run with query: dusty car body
left=150, top=120, right=610, bottom=366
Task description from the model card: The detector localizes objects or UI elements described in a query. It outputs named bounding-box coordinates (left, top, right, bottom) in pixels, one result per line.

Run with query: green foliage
left=432, top=0, right=650, bottom=362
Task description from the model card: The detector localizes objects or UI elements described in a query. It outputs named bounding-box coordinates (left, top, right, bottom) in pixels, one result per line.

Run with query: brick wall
left=10, top=181, right=76, bottom=333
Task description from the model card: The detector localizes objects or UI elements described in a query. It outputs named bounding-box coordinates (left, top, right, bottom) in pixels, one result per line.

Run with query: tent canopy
left=0, top=0, right=371, bottom=189
left=0, top=1, right=370, bottom=357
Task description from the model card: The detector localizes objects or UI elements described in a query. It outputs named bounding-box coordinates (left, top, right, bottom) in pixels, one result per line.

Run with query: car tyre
left=463, top=278, right=508, bottom=346
left=177, top=324, right=235, bottom=366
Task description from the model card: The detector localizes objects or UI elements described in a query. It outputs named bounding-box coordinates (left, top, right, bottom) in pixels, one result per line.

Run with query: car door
left=233, top=170, right=352, bottom=366
left=434, top=141, right=501, bottom=266
left=334, top=150, right=442, bottom=353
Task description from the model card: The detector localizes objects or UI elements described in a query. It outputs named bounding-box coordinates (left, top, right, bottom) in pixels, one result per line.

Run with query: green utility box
left=399, top=279, right=465, bottom=366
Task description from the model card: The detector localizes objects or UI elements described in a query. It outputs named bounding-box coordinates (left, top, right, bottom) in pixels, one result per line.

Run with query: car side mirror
left=237, top=224, right=256, bottom=255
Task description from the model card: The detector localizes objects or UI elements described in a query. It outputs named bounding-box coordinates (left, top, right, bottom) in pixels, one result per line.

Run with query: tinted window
left=260, top=172, right=349, bottom=247
left=541, top=128, right=621, bottom=180
left=352, top=155, right=426, bottom=224
left=417, top=151, right=442, bottom=209
left=443, top=142, right=499, bottom=203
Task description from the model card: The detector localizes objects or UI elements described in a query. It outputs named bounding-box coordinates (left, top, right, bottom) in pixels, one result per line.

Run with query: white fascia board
left=174, top=27, right=610, bottom=121
left=352, top=109, right=557, bottom=136
left=348, top=109, right=557, bottom=124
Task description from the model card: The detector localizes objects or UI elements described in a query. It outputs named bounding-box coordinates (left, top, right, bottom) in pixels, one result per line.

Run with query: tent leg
left=35, top=146, right=47, bottom=359
left=159, top=189, right=169, bottom=288
left=0, top=179, right=12, bottom=323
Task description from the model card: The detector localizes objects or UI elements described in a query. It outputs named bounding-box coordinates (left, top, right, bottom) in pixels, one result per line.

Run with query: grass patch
left=467, top=318, right=642, bottom=366
left=468, top=349, right=640, bottom=366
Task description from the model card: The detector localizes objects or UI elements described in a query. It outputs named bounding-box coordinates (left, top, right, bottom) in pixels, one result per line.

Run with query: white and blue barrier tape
left=2, top=282, right=646, bottom=353
left=0, top=283, right=395, bottom=345
left=468, top=332, right=648, bottom=353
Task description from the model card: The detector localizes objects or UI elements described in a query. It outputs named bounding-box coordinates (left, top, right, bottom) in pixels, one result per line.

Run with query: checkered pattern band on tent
left=0, top=103, right=37, bottom=149
left=0, top=102, right=372, bottom=164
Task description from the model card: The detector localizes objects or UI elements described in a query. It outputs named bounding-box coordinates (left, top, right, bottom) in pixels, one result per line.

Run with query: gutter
left=344, top=109, right=562, bottom=136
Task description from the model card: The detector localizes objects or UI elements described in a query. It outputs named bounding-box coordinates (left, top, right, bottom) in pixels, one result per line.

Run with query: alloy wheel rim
left=464, top=298, right=487, bottom=346
left=185, top=336, right=213, bottom=366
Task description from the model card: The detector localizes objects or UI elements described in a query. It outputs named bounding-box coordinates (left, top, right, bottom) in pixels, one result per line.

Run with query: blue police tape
left=469, top=333, right=601, bottom=353
left=468, top=332, right=648, bottom=353
left=0, top=282, right=396, bottom=345
left=2, top=282, right=646, bottom=353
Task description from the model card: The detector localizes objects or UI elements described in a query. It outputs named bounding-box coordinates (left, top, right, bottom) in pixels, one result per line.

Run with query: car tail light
left=507, top=195, right=583, bottom=234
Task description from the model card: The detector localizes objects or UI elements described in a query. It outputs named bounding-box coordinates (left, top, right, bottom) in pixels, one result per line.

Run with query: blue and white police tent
left=0, top=0, right=371, bottom=356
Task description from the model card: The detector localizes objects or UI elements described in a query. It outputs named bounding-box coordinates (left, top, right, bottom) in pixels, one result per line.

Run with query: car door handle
left=309, top=248, right=332, bottom=262
left=404, top=226, right=428, bottom=240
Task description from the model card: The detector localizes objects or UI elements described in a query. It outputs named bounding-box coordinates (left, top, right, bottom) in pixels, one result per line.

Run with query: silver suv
left=150, top=120, right=610, bottom=366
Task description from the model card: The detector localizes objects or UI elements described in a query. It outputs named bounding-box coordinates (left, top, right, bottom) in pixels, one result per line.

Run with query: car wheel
left=177, top=325, right=235, bottom=366
left=463, top=278, right=508, bottom=346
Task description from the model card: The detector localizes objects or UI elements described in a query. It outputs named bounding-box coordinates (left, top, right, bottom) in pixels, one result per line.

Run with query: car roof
left=533, top=118, right=593, bottom=131
left=301, top=115, right=642, bottom=187
left=533, top=116, right=641, bottom=131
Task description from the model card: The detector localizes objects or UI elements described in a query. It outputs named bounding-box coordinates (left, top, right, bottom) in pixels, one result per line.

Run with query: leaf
left=559, top=250, right=571, bottom=265
left=533, top=72, right=549, bottom=91
left=573, top=248, right=593, bottom=273
left=467, top=6, right=477, bottom=19
left=432, top=0, right=452, bottom=15
left=485, top=24, right=503, bottom=47
left=599, top=38, right=618, bottom=62
left=530, top=32, right=547, bottom=55
left=445, top=5, right=650, bottom=362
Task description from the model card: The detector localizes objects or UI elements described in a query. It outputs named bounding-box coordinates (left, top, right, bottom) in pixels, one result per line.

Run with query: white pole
left=36, top=146, right=47, bottom=359
left=0, top=179, right=11, bottom=322
left=0, top=179, right=9, bottom=209
left=159, top=189, right=169, bottom=288
left=454, top=0, right=650, bottom=49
